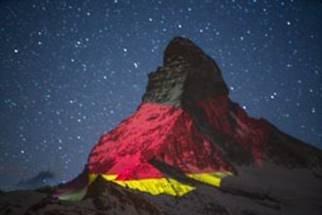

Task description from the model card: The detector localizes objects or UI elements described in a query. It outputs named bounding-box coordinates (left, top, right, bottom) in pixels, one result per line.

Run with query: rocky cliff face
left=1, top=37, right=322, bottom=215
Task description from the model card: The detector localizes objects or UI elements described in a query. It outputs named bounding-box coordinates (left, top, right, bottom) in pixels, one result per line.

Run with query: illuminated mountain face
left=84, top=37, right=272, bottom=197
left=55, top=38, right=322, bottom=207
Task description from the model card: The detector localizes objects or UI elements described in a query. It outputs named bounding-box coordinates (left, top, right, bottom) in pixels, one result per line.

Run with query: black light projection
left=0, top=0, right=321, bottom=191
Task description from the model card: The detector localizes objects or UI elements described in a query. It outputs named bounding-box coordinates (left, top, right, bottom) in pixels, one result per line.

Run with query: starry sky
left=0, top=0, right=321, bottom=190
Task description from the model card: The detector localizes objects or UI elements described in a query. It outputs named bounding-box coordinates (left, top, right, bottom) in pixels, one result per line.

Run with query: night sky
left=0, top=0, right=321, bottom=190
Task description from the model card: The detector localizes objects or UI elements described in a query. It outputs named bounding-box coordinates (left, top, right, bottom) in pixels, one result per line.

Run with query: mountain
left=1, top=37, right=322, bottom=215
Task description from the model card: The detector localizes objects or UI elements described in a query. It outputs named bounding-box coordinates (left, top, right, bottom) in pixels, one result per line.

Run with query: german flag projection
left=55, top=96, right=271, bottom=200
left=54, top=37, right=272, bottom=200
left=87, top=101, right=232, bottom=197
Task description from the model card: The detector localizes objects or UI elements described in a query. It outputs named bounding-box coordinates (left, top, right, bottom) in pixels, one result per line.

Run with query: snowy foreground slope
left=1, top=37, right=322, bottom=215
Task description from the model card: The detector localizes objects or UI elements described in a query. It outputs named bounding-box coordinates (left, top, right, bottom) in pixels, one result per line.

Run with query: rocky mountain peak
left=143, top=37, right=229, bottom=106
left=163, top=36, right=206, bottom=65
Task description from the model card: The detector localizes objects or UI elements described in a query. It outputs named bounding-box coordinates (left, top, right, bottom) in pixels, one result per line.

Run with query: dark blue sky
left=0, top=0, right=321, bottom=190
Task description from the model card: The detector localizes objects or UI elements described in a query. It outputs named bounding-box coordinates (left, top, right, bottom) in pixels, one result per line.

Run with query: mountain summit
left=2, top=37, right=322, bottom=215
left=143, top=37, right=228, bottom=106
